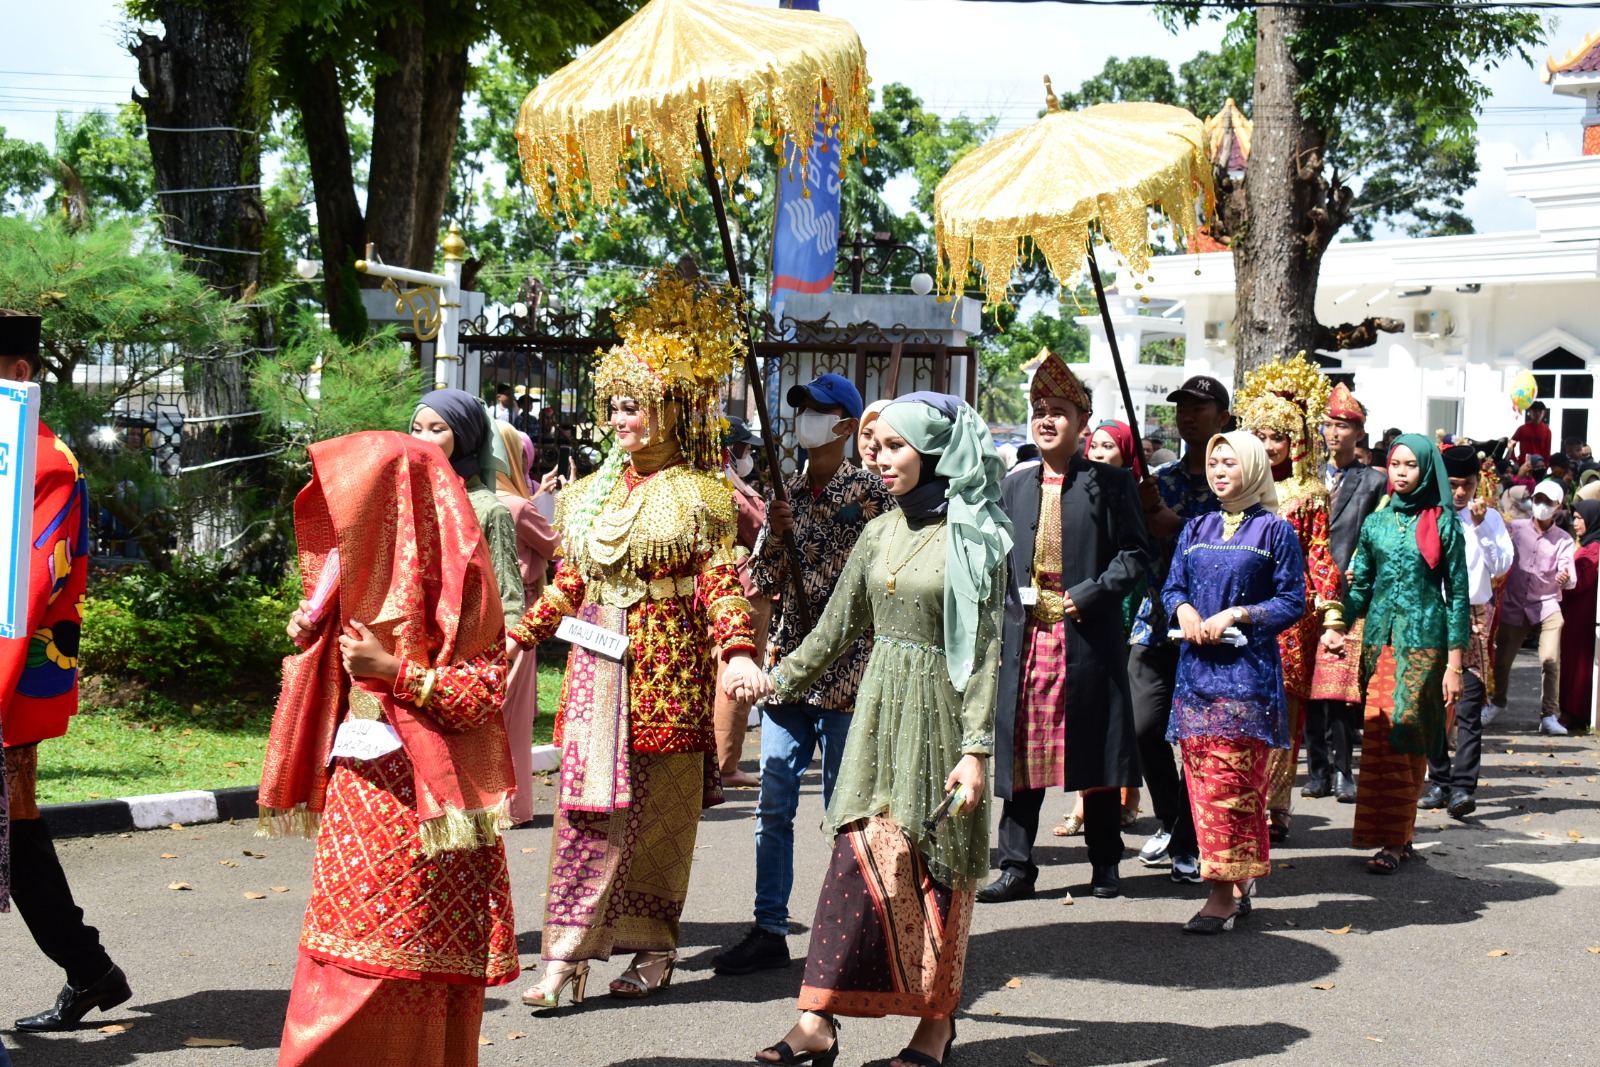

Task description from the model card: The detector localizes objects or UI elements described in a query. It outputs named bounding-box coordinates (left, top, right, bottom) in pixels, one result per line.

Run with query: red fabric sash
left=259, top=432, right=513, bottom=836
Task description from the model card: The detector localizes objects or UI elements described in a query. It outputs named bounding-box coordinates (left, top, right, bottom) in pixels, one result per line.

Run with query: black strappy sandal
left=1366, top=843, right=1414, bottom=875
left=756, top=1012, right=839, bottom=1067
left=893, top=1018, right=956, bottom=1067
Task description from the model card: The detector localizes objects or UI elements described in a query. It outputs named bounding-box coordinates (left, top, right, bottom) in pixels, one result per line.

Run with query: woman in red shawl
left=266, top=431, right=518, bottom=1067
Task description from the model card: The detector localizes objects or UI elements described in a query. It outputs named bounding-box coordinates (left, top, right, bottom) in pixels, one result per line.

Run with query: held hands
left=1320, top=628, right=1347, bottom=655
left=945, top=754, right=986, bottom=816
left=722, top=653, right=770, bottom=704
left=339, top=621, right=401, bottom=683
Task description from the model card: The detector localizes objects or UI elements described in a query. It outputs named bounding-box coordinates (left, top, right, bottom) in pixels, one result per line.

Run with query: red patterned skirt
left=1352, top=646, right=1429, bottom=849
left=1180, top=738, right=1271, bottom=882
left=298, top=751, right=518, bottom=985
left=798, top=818, right=973, bottom=1020
left=1012, top=609, right=1067, bottom=792
left=278, top=955, right=485, bottom=1067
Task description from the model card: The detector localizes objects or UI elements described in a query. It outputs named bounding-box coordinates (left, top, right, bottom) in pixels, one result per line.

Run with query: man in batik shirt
left=713, top=373, right=896, bottom=975
left=0, top=309, right=131, bottom=1031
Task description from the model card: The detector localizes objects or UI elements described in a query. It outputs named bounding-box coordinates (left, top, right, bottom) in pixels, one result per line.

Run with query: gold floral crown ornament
left=1236, top=351, right=1333, bottom=481
left=592, top=269, right=745, bottom=471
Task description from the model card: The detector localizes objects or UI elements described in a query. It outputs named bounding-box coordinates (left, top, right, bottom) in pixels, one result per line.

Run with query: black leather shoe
left=1301, top=778, right=1332, bottom=799
left=1090, top=864, right=1121, bottom=899
left=15, top=964, right=131, bottom=1032
left=1417, top=783, right=1448, bottom=810
left=1333, top=772, right=1357, bottom=803
left=711, top=925, right=790, bottom=975
left=1447, top=789, right=1477, bottom=820
left=976, top=871, right=1036, bottom=904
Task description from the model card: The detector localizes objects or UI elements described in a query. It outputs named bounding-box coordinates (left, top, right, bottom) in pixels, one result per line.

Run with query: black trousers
left=9, top=817, right=114, bottom=988
left=1304, top=700, right=1362, bottom=784
left=1429, top=669, right=1487, bottom=794
left=1128, top=641, right=1198, bottom=857
left=998, top=787, right=1122, bottom=877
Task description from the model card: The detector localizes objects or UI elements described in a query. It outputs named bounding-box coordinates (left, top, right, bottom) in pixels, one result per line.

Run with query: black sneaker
left=711, top=926, right=790, bottom=975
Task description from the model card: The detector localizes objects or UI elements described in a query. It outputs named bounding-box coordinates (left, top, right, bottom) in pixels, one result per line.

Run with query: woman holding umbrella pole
left=750, top=392, right=1010, bottom=1067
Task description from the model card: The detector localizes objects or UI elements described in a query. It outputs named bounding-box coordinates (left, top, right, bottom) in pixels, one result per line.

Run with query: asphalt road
left=3, top=651, right=1598, bottom=1067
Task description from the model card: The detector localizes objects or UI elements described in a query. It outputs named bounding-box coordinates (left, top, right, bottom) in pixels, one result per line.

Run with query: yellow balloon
left=1511, top=369, right=1538, bottom=413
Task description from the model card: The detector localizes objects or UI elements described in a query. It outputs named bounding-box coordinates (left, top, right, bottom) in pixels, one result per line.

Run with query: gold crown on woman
left=1236, top=351, right=1332, bottom=485
left=592, top=268, right=745, bottom=471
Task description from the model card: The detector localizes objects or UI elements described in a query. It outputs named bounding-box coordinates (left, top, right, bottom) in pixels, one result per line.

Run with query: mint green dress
left=770, top=511, right=1004, bottom=889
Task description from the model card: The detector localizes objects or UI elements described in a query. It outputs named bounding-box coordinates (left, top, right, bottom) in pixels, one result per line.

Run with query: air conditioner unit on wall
left=1412, top=309, right=1455, bottom=340
left=1203, top=320, right=1231, bottom=345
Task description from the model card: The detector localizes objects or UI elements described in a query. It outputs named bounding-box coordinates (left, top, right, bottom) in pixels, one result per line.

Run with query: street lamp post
left=355, top=224, right=468, bottom=390
left=839, top=231, right=932, bottom=295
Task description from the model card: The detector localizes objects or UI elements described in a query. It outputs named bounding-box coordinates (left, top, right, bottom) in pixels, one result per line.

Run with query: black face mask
left=897, top=450, right=949, bottom=521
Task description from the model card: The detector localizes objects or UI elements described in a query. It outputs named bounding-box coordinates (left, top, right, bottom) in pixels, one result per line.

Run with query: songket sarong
left=541, top=751, right=705, bottom=961
left=1352, top=647, right=1430, bottom=849
left=1310, top=617, right=1366, bottom=703
left=1265, top=695, right=1306, bottom=811
left=1180, top=738, right=1271, bottom=882
left=1012, top=587, right=1067, bottom=792
left=279, top=956, right=485, bottom=1067
left=797, top=818, right=973, bottom=1020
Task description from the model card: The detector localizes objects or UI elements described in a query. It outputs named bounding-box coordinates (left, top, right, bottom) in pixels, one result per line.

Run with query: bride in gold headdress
left=506, top=271, right=762, bottom=1007
left=1237, top=354, right=1344, bottom=842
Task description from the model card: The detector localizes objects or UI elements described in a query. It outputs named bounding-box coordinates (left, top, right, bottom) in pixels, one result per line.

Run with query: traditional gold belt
left=592, top=573, right=698, bottom=608
left=1028, top=586, right=1067, bottom=624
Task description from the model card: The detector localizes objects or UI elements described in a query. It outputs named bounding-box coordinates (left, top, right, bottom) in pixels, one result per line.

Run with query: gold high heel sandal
left=521, top=961, right=590, bottom=1008
left=609, top=950, right=677, bottom=998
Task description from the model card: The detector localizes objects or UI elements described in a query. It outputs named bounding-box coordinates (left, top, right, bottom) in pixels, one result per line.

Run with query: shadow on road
left=7, top=988, right=291, bottom=1066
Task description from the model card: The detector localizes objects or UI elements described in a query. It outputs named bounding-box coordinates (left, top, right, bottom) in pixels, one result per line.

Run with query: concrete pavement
left=3, top=651, right=1598, bottom=1066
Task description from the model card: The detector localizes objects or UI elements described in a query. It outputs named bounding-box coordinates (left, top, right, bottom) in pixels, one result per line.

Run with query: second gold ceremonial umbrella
left=933, top=86, right=1215, bottom=457
left=514, top=0, right=872, bottom=629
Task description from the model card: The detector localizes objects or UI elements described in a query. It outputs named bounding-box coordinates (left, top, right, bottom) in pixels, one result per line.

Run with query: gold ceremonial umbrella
left=514, top=0, right=872, bottom=630
left=933, top=86, right=1215, bottom=453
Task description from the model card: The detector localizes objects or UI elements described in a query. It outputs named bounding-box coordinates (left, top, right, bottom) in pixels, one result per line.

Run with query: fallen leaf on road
left=1311, top=983, right=1335, bottom=990
left=219, top=860, right=239, bottom=867
left=1586, top=946, right=1600, bottom=954
left=167, top=882, right=193, bottom=891
left=1284, top=919, right=1298, bottom=927
left=160, top=853, right=179, bottom=859
left=991, top=1010, right=1002, bottom=1016
left=1366, top=1036, right=1384, bottom=1043
left=506, top=1032, right=527, bottom=1040
left=184, top=1038, right=241, bottom=1048
left=243, top=850, right=266, bottom=858
left=1005, top=977, right=1023, bottom=989
left=1487, top=949, right=1511, bottom=957
left=1324, top=925, right=1351, bottom=935
left=478, top=1036, right=493, bottom=1046
left=270, top=886, right=289, bottom=893
left=1588, top=778, right=1597, bottom=783
left=1276, top=862, right=1294, bottom=869
left=1568, top=830, right=1585, bottom=841
left=243, top=891, right=266, bottom=900
left=169, top=822, right=184, bottom=831
left=99, top=1023, right=133, bottom=1033
left=1061, top=892, right=1074, bottom=906
left=1025, top=1051, right=1055, bottom=1066
left=521, top=847, right=537, bottom=854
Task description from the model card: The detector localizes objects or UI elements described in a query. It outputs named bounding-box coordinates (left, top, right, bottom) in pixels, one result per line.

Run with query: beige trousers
left=1492, top=612, right=1563, bottom=718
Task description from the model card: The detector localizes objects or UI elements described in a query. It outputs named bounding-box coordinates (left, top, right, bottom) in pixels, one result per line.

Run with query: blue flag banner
left=768, top=0, right=842, bottom=333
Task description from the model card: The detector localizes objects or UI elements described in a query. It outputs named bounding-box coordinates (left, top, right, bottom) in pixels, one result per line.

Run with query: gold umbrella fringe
left=933, top=103, right=1215, bottom=308
left=513, top=0, right=872, bottom=224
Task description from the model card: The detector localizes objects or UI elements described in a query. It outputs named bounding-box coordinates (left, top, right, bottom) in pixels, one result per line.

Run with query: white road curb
left=121, top=789, right=220, bottom=830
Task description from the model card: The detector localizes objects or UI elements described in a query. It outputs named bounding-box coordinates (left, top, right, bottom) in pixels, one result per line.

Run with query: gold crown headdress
left=591, top=268, right=745, bottom=471
left=1236, top=351, right=1332, bottom=484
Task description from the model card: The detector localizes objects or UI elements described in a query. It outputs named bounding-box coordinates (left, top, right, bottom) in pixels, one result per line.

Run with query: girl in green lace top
left=753, top=393, right=1010, bottom=1067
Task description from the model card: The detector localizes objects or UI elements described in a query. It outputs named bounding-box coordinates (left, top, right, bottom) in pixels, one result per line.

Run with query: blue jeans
left=753, top=702, right=852, bottom=934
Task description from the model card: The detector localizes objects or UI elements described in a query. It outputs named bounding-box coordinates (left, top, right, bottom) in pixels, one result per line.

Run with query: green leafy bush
left=79, top=559, right=297, bottom=695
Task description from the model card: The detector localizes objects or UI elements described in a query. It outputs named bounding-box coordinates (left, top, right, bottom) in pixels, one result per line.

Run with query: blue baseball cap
left=786, top=373, right=863, bottom=420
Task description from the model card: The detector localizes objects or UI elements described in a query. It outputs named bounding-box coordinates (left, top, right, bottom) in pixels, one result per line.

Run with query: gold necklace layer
left=1221, top=510, right=1247, bottom=541
left=884, top=513, right=942, bottom=594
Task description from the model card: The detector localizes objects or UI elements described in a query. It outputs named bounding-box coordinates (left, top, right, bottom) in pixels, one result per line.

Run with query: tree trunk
left=296, top=56, right=370, bottom=342
left=366, top=2, right=428, bottom=270
left=411, top=45, right=471, bottom=273
left=132, top=0, right=267, bottom=519
left=1233, top=3, right=1320, bottom=383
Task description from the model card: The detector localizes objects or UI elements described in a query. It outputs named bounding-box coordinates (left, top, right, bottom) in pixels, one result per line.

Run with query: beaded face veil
left=1236, top=351, right=1332, bottom=495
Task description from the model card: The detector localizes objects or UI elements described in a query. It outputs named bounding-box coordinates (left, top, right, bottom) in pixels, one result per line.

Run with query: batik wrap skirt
left=1180, top=737, right=1271, bottom=882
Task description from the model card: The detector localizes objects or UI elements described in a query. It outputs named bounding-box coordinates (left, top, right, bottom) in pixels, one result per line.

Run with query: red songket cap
left=1030, top=347, right=1092, bottom=417
left=1326, top=382, right=1365, bottom=424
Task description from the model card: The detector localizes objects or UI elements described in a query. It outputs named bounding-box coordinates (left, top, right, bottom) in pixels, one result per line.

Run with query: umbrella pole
left=696, top=114, right=814, bottom=632
left=1086, top=243, right=1145, bottom=466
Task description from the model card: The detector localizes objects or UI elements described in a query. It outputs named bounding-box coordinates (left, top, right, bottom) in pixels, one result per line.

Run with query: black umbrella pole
left=1086, top=244, right=1145, bottom=467
left=696, top=114, right=813, bottom=632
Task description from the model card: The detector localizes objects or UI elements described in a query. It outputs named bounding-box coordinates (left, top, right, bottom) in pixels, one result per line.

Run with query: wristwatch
left=1230, top=607, right=1246, bottom=624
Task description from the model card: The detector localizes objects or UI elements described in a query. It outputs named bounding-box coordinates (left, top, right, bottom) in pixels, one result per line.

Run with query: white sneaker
left=1481, top=703, right=1503, bottom=728
left=1539, top=715, right=1570, bottom=736
left=1138, top=829, right=1172, bottom=867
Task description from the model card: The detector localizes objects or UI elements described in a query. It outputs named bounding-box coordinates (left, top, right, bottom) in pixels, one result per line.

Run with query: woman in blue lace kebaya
left=1163, top=431, right=1306, bottom=933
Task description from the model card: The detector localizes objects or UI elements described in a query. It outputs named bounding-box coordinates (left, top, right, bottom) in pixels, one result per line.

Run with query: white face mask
left=795, top=411, right=844, bottom=449
left=733, top=453, right=755, bottom=478
left=1533, top=501, right=1559, bottom=522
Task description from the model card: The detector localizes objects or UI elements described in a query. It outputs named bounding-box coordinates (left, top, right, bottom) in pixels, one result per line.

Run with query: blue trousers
left=752, top=702, right=852, bottom=934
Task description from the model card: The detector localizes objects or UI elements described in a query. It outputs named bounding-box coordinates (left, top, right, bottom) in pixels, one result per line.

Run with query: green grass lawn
left=36, top=662, right=566, bottom=806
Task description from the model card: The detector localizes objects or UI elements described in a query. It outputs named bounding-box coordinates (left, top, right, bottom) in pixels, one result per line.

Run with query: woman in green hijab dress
left=752, top=393, right=1011, bottom=1067
left=1324, top=434, right=1469, bottom=875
